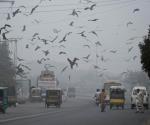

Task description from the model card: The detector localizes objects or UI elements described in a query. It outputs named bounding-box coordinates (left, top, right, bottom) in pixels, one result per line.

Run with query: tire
left=145, top=104, right=149, bottom=109
left=110, top=104, right=112, bottom=110
left=2, top=109, right=5, bottom=114
left=131, top=104, right=134, bottom=109
left=122, top=105, right=124, bottom=110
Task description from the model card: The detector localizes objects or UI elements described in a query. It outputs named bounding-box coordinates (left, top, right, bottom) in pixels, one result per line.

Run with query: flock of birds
left=0, top=0, right=141, bottom=79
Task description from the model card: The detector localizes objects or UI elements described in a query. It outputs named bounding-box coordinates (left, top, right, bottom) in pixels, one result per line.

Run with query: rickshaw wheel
left=122, top=105, right=124, bottom=110
left=2, top=109, right=6, bottom=114
left=110, top=104, right=113, bottom=110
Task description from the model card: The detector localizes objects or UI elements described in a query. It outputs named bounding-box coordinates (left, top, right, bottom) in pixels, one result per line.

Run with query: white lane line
left=0, top=110, right=62, bottom=123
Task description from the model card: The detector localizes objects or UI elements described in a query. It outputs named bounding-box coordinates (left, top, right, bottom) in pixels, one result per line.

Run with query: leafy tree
left=139, top=25, right=150, bottom=78
left=0, top=42, right=15, bottom=88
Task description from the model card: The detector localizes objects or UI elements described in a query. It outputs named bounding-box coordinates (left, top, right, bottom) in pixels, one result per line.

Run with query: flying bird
left=133, top=55, right=137, bottom=60
left=59, top=34, right=67, bottom=43
left=40, top=39, right=49, bottom=45
left=84, top=4, right=96, bottom=11
left=69, top=21, right=74, bottom=26
left=93, top=65, right=100, bottom=69
left=88, top=19, right=99, bottom=21
left=95, top=41, right=102, bottom=46
left=128, top=47, right=133, bottom=53
left=101, top=56, right=104, bottom=62
left=70, top=9, right=80, bottom=17
left=49, top=35, right=58, bottom=43
left=61, top=66, right=68, bottom=73
left=126, top=21, right=133, bottom=27
left=59, top=51, right=67, bottom=55
left=32, top=33, right=39, bottom=38
left=17, top=57, right=24, bottom=61
left=2, top=30, right=10, bottom=40
left=53, top=28, right=61, bottom=34
left=77, top=31, right=86, bottom=38
left=13, top=9, right=21, bottom=17
left=37, top=58, right=46, bottom=64
left=25, top=44, right=29, bottom=48
left=42, top=50, right=49, bottom=56
left=30, top=5, right=39, bottom=15
left=67, top=57, right=79, bottom=69
left=99, top=73, right=103, bottom=77
left=22, top=25, right=26, bottom=32
left=82, top=0, right=95, bottom=3
left=90, top=30, right=98, bottom=37
left=133, top=8, right=140, bottom=13
left=83, top=54, right=90, bottom=60
left=21, top=64, right=31, bottom=71
left=83, top=44, right=90, bottom=48
left=34, top=46, right=40, bottom=51
left=6, top=13, right=11, bottom=20
left=0, top=24, right=11, bottom=34
left=68, top=75, right=71, bottom=81
left=59, top=45, right=66, bottom=48
left=110, top=50, right=117, bottom=53
left=16, top=64, right=24, bottom=74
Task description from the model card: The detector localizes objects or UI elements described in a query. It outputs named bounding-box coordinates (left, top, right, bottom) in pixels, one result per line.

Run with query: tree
left=139, top=25, right=150, bottom=78
left=0, top=41, right=15, bottom=87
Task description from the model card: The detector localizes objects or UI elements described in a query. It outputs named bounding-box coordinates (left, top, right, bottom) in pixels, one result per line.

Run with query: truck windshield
left=110, top=90, right=124, bottom=99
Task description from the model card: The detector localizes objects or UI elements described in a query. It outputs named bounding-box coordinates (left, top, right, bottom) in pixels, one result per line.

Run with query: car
left=131, top=86, right=149, bottom=109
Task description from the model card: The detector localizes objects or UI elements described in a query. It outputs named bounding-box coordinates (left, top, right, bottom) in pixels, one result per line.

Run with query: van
left=131, top=86, right=149, bottom=109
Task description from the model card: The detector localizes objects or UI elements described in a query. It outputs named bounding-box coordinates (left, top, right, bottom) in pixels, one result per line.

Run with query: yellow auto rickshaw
left=0, top=87, right=8, bottom=114
left=109, top=86, right=126, bottom=109
left=45, top=88, right=62, bottom=108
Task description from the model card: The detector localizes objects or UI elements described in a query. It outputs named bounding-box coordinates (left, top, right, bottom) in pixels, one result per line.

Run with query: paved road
left=0, top=97, right=150, bottom=125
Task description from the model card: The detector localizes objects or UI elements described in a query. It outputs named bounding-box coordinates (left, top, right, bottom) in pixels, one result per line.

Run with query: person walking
left=99, top=89, right=107, bottom=112
left=136, top=89, right=144, bottom=113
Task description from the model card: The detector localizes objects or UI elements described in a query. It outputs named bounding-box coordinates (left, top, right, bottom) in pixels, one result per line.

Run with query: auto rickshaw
left=0, top=87, right=8, bottom=114
left=109, top=86, right=126, bottom=109
left=45, top=88, right=62, bottom=108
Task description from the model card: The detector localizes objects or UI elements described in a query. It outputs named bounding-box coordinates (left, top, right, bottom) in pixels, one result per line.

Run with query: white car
left=131, top=86, right=149, bottom=109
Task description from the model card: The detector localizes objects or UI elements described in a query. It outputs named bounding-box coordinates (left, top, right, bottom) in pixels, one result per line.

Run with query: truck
left=67, top=87, right=76, bottom=98
left=37, top=70, right=59, bottom=100
left=30, top=87, right=42, bottom=102
left=103, top=81, right=122, bottom=103
left=16, top=79, right=30, bottom=104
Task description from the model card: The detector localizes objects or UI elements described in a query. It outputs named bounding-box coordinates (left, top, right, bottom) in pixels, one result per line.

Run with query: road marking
left=0, top=110, right=63, bottom=123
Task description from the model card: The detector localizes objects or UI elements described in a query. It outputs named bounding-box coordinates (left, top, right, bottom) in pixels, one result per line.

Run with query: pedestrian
left=99, top=89, right=107, bottom=112
left=94, top=89, right=100, bottom=106
left=136, top=89, right=144, bottom=113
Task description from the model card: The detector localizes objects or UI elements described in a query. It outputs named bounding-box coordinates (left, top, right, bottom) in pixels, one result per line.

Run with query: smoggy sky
left=0, top=0, right=150, bottom=75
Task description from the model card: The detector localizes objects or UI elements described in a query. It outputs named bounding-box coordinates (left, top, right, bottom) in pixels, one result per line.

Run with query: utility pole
left=95, top=44, right=99, bottom=83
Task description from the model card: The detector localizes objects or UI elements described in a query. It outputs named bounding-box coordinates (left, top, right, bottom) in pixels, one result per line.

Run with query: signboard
left=38, top=80, right=57, bottom=88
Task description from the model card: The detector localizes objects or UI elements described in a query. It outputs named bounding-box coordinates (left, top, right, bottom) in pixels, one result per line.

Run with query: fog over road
left=0, top=97, right=150, bottom=125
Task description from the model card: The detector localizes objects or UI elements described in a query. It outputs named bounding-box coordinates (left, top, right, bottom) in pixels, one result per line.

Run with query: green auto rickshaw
left=45, top=88, right=62, bottom=108
left=0, top=87, right=8, bottom=114
left=109, top=86, right=126, bottom=110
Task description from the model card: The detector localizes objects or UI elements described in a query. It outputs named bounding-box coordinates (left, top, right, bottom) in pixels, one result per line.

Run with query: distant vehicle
left=45, top=88, right=62, bottom=108
left=110, top=86, right=126, bottom=109
left=0, top=87, right=8, bottom=114
left=67, top=87, right=76, bottom=98
left=30, top=88, right=42, bottom=102
left=37, top=70, right=59, bottom=100
left=103, top=81, right=122, bottom=103
left=16, top=79, right=30, bottom=104
left=131, top=86, right=149, bottom=109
